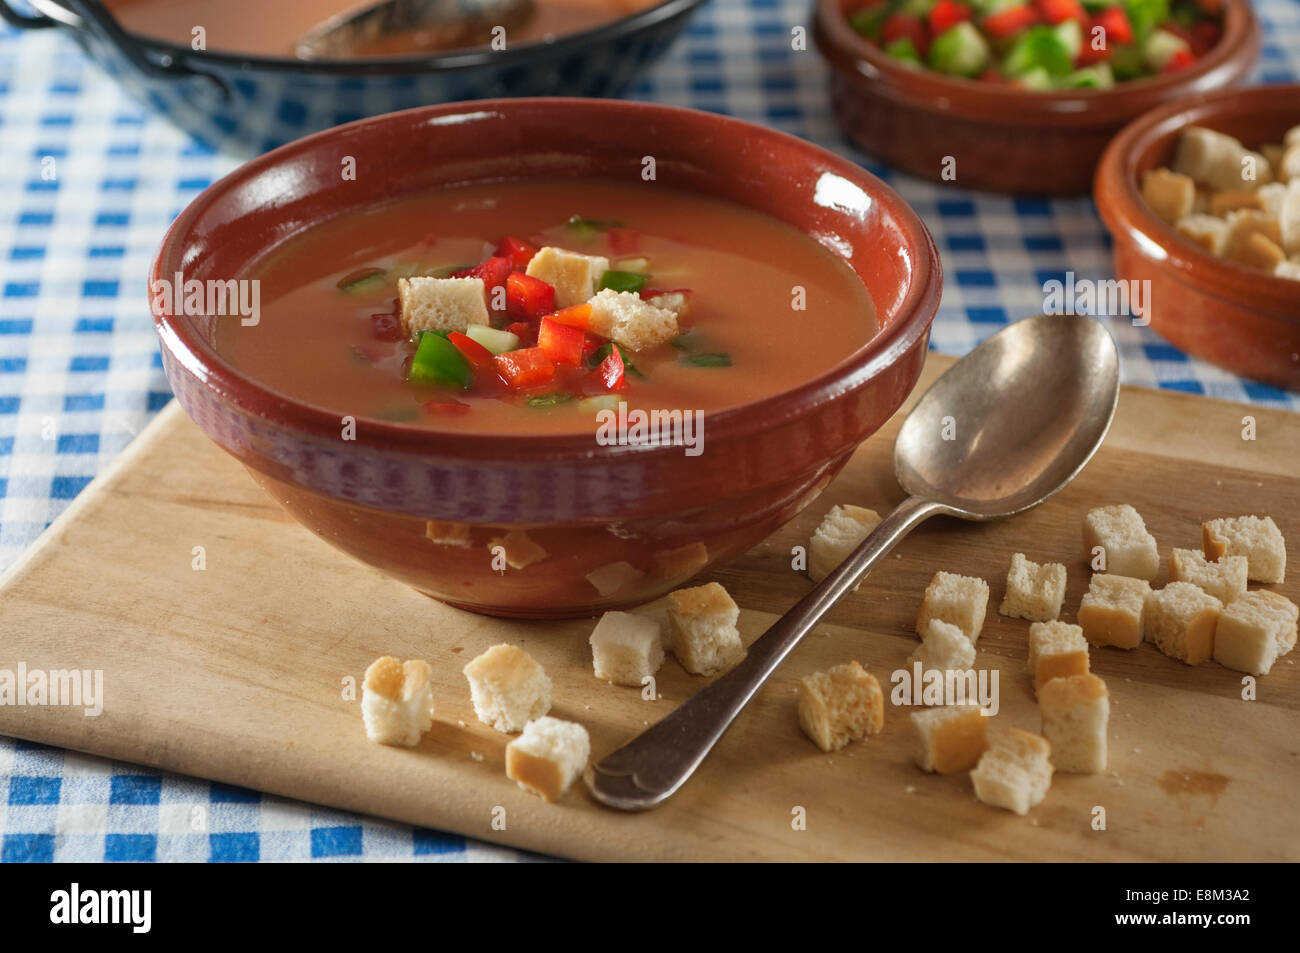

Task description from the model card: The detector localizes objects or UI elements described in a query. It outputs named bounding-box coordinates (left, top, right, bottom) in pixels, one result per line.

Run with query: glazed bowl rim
left=36, top=0, right=707, bottom=74
left=152, top=97, right=942, bottom=462
left=1094, top=80, right=1300, bottom=312
left=812, top=0, right=1260, bottom=121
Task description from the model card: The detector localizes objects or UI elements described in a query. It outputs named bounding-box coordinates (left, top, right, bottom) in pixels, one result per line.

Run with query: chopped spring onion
left=681, top=352, right=732, bottom=368
left=591, top=341, right=644, bottom=378
left=527, top=393, right=575, bottom=409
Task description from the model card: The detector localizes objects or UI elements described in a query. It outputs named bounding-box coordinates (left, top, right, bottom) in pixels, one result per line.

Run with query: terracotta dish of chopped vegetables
left=843, top=0, right=1224, bottom=90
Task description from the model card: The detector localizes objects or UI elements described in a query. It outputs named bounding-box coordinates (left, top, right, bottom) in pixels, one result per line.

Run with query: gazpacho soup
left=216, top=179, right=877, bottom=435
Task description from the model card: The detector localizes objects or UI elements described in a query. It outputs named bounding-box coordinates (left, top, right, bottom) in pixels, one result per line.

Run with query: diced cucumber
left=1002, top=25, right=1074, bottom=77
left=611, top=256, right=650, bottom=273
left=578, top=395, right=622, bottom=414
left=336, top=267, right=387, bottom=294
left=1122, top=0, right=1170, bottom=40
left=464, top=324, right=519, bottom=355
left=886, top=36, right=924, bottom=66
left=1016, top=66, right=1055, bottom=89
left=928, top=22, right=991, bottom=78
left=1066, top=63, right=1116, bottom=87
left=1053, top=18, right=1083, bottom=60
left=1143, top=27, right=1189, bottom=69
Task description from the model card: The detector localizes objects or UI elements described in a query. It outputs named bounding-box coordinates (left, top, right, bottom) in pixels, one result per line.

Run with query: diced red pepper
left=605, top=227, right=641, bottom=256
left=928, top=0, right=971, bottom=37
left=544, top=302, right=594, bottom=332
left=978, top=68, right=1004, bottom=82
left=370, top=312, right=404, bottom=341
left=1162, top=48, right=1197, bottom=72
left=537, top=317, right=586, bottom=366
left=596, top=345, right=626, bottom=392
left=880, top=13, right=928, bottom=55
left=423, top=399, right=470, bottom=415
left=451, top=256, right=512, bottom=295
left=494, top=347, right=556, bottom=390
left=1035, top=0, right=1084, bottom=25
left=495, top=235, right=538, bottom=270
left=446, top=331, right=494, bottom=369
left=1075, top=40, right=1109, bottom=66
left=981, top=4, right=1038, bottom=39
left=1190, top=20, right=1221, bottom=56
left=505, top=272, right=556, bottom=319
left=1091, top=6, right=1133, bottom=47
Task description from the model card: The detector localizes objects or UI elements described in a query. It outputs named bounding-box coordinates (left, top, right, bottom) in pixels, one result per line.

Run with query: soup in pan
left=215, top=179, right=877, bottom=435
left=103, top=0, right=660, bottom=57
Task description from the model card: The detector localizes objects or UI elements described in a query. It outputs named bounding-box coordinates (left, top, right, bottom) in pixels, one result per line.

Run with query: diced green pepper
left=407, top=331, right=472, bottom=389
left=928, top=22, right=991, bottom=78
left=566, top=215, right=619, bottom=241
left=1122, top=0, right=1170, bottom=41
left=1066, top=63, right=1116, bottom=87
left=598, top=270, right=649, bottom=294
left=681, top=352, right=732, bottom=368
left=886, top=37, right=924, bottom=66
left=1002, top=25, right=1073, bottom=77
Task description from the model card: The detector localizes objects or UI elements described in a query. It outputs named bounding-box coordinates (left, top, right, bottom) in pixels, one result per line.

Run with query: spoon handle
left=586, top=494, right=951, bottom=810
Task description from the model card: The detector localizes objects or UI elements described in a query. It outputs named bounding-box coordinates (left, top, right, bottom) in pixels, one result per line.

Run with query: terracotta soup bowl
left=152, top=98, right=942, bottom=618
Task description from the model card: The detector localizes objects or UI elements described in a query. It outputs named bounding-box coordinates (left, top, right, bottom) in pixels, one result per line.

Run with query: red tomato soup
left=216, top=180, right=876, bottom=435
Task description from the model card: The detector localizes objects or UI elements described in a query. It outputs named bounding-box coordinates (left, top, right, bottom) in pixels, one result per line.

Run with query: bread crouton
left=1082, top=504, right=1158, bottom=580
left=1141, top=168, right=1195, bottom=225
left=971, top=727, right=1053, bottom=815
left=1202, top=515, right=1287, bottom=584
left=1027, top=621, right=1090, bottom=696
left=1168, top=548, right=1248, bottom=604
left=999, top=552, right=1067, bottom=622
left=397, top=276, right=489, bottom=337
left=1039, top=673, right=1109, bottom=774
left=909, top=618, right=976, bottom=680
left=463, top=644, right=552, bottom=733
left=1213, top=590, right=1299, bottom=675
left=910, top=704, right=989, bottom=774
left=587, top=289, right=679, bottom=352
left=916, top=571, right=989, bottom=644
left=589, top=611, right=663, bottom=686
left=1077, top=573, right=1150, bottom=649
left=666, top=582, right=744, bottom=676
left=361, top=656, right=435, bottom=747
left=1171, top=127, right=1261, bottom=192
left=505, top=717, right=590, bottom=802
left=525, top=246, right=609, bottom=308
left=1174, top=214, right=1230, bottom=256
left=797, top=661, right=883, bottom=752
left=807, top=504, right=882, bottom=586
left=1145, top=582, right=1223, bottom=666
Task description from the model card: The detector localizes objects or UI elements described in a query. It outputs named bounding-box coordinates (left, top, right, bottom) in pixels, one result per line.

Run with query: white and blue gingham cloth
left=1, top=0, right=1298, bottom=863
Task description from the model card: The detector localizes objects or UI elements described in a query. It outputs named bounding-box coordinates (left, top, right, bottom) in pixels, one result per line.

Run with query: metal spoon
left=587, top=313, right=1120, bottom=810
left=296, top=0, right=534, bottom=59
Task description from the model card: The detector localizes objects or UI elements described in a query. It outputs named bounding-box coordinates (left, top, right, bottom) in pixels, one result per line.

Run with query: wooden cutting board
left=1, top=353, right=1297, bottom=862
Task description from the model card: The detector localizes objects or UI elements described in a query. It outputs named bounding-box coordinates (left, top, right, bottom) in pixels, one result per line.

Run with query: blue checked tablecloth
left=0, top=0, right=1298, bottom=863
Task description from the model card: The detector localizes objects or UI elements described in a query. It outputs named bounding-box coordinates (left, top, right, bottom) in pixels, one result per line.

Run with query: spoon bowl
left=588, top=313, right=1120, bottom=810
left=297, top=0, right=534, bottom=59
left=895, top=313, right=1120, bottom=518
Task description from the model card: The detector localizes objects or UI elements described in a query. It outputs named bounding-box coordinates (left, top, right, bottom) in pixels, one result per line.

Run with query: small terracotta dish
left=812, top=0, right=1260, bottom=194
left=1095, top=83, right=1300, bottom=391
